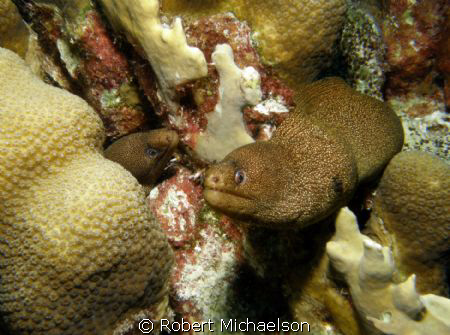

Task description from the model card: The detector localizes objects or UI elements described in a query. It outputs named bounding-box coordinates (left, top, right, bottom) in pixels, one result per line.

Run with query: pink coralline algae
left=5, top=1, right=449, bottom=334
left=380, top=0, right=449, bottom=158
left=146, top=167, right=249, bottom=329
left=170, top=220, right=243, bottom=329
left=12, top=1, right=148, bottom=139
left=79, top=11, right=147, bottom=138
left=147, top=167, right=204, bottom=247
left=81, top=12, right=130, bottom=89
left=146, top=166, right=290, bottom=330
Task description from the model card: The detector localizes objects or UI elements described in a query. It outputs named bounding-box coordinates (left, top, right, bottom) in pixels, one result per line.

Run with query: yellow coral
left=238, top=0, right=347, bottom=82
left=161, top=0, right=231, bottom=16
left=0, top=0, right=29, bottom=57
left=367, top=151, right=450, bottom=295
left=0, top=48, right=173, bottom=335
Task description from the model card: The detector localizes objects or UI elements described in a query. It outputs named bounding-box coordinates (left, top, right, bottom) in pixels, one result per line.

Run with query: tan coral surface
left=237, top=0, right=347, bottom=82
left=367, top=151, right=450, bottom=295
left=0, top=48, right=173, bottom=335
left=0, top=0, right=30, bottom=57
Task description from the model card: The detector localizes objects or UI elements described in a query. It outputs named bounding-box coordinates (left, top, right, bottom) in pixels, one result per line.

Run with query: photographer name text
left=139, top=318, right=310, bottom=333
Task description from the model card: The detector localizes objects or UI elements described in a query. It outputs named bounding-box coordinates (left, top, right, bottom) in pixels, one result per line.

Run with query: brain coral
left=236, top=0, right=347, bottom=83
left=0, top=47, right=173, bottom=335
left=367, top=151, right=450, bottom=295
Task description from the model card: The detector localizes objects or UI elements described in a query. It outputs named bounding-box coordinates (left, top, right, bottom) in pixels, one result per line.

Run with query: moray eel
left=204, top=77, right=404, bottom=228
left=104, top=129, right=179, bottom=188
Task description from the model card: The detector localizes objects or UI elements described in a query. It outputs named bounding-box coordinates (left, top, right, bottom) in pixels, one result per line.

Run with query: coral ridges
left=229, top=0, right=348, bottom=84
left=366, top=151, right=450, bottom=295
left=2, top=1, right=449, bottom=335
left=13, top=0, right=296, bottom=163
left=0, top=48, right=173, bottom=335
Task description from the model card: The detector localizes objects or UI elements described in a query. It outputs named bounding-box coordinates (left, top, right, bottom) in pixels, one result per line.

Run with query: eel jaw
left=203, top=188, right=255, bottom=218
left=203, top=159, right=256, bottom=217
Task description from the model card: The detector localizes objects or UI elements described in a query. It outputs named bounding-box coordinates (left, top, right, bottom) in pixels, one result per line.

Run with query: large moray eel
left=204, top=77, right=404, bottom=228
left=104, top=129, right=179, bottom=188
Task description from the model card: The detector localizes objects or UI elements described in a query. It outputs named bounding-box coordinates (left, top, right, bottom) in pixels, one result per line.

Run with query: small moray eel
left=204, top=77, right=404, bottom=228
left=104, top=129, right=179, bottom=189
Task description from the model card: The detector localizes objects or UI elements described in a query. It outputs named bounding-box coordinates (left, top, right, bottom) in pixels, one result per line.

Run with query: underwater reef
left=0, top=0, right=449, bottom=334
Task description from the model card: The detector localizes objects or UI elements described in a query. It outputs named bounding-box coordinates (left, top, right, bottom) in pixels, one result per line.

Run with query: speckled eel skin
left=204, top=77, right=404, bottom=228
left=104, top=129, right=179, bottom=188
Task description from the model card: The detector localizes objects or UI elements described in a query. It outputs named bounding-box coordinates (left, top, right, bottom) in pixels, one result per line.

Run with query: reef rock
left=147, top=167, right=292, bottom=332
left=436, top=5, right=450, bottom=109
left=0, top=48, right=173, bottom=335
left=98, top=0, right=208, bottom=110
left=12, top=0, right=149, bottom=139
left=340, top=4, right=386, bottom=100
left=95, top=0, right=295, bottom=162
left=382, top=0, right=448, bottom=97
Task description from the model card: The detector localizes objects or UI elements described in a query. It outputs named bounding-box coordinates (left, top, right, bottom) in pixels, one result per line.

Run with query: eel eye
left=145, top=147, right=160, bottom=158
left=234, top=169, right=246, bottom=185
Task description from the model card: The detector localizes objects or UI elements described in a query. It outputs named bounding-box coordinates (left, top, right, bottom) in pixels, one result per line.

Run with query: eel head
left=204, top=137, right=358, bottom=228
left=204, top=141, right=305, bottom=225
left=104, top=129, right=179, bottom=186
